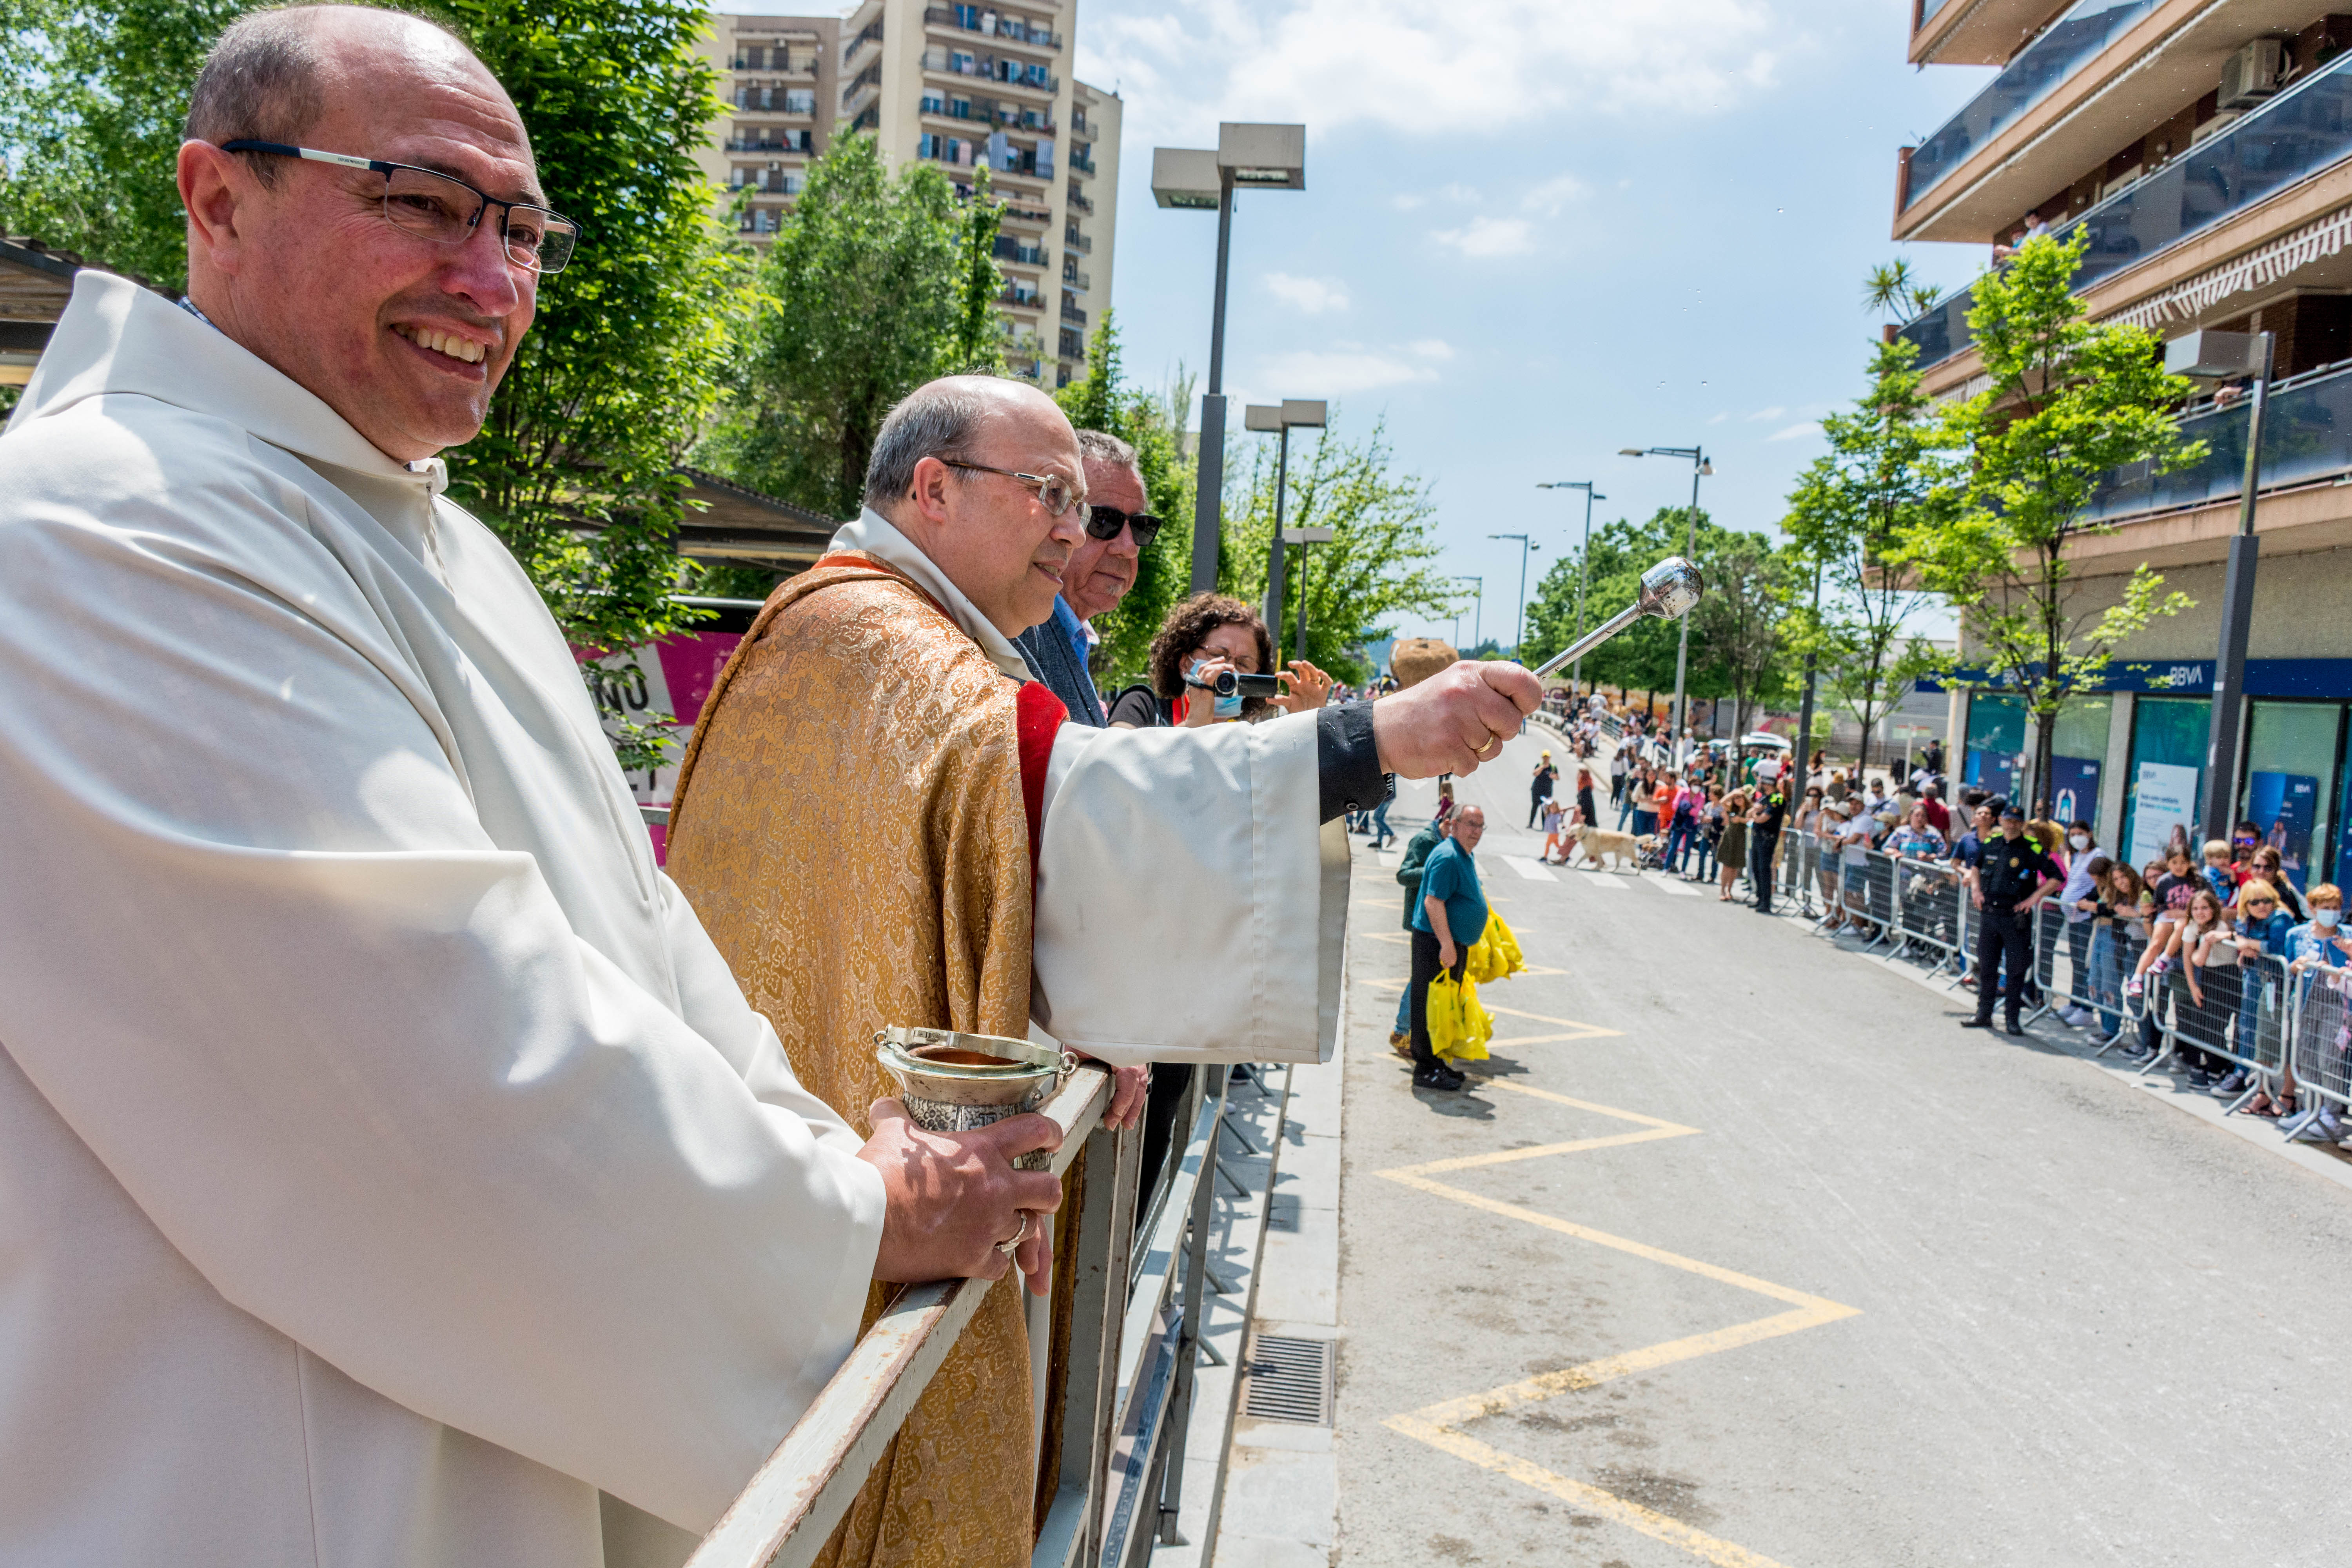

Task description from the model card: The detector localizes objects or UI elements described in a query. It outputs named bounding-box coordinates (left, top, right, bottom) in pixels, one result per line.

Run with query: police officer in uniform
left=1962, top=802, right=2060, bottom=1035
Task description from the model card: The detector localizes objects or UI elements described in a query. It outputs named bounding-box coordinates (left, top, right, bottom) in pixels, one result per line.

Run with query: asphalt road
left=1329, top=728, right=2352, bottom=1568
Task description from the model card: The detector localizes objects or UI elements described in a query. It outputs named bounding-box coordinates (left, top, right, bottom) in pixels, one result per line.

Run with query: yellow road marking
left=1409, top=1302, right=1857, bottom=1428
left=1374, top=1080, right=1857, bottom=1567
left=1385, top=1416, right=1795, bottom=1568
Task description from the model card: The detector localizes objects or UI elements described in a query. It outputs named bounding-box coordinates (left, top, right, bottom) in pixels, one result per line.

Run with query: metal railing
left=685, top=1059, right=1241, bottom=1568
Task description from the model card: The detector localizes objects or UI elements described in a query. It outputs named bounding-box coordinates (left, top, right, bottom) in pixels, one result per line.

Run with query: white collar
left=827, top=508, right=1032, bottom=682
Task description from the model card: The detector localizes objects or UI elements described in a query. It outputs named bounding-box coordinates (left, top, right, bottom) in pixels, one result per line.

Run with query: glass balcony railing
left=1900, top=46, right=2352, bottom=368
left=2086, top=360, right=2352, bottom=523
left=1903, top=0, right=2156, bottom=210
left=1917, top=0, right=1962, bottom=30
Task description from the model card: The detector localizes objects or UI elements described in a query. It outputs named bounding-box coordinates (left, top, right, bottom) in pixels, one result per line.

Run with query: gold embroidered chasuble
left=664, top=552, right=1062, bottom=1568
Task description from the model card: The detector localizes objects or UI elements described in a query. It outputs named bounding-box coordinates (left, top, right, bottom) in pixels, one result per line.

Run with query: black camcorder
left=1184, top=668, right=1282, bottom=699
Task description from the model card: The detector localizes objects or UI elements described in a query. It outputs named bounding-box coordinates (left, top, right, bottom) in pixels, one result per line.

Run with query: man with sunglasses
left=1011, top=428, right=1157, bottom=726
left=0, top=10, right=1074, bottom=1567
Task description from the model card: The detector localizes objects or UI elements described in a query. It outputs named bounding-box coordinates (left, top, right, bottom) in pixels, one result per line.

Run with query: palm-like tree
left=1863, top=260, right=1942, bottom=323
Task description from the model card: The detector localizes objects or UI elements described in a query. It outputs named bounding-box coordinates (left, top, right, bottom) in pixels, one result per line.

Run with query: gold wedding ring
left=1476, top=735, right=1501, bottom=758
left=996, top=1212, right=1031, bottom=1256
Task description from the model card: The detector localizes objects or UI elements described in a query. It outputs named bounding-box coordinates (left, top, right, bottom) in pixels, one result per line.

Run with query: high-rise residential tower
left=693, top=2, right=1120, bottom=389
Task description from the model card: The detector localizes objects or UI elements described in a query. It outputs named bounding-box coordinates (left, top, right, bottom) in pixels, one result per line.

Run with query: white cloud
left=1766, top=421, right=1818, bottom=442
left=1707, top=412, right=1730, bottom=425
left=1519, top=174, right=1588, bottom=217
left=1744, top=405, right=1788, bottom=421
left=1432, top=216, right=1534, bottom=258
left=1078, top=0, right=1781, bottom=146
left=1254, top=347, right=1443, bottom=394
left=1438, top=183, right=1483, bottom=203
left=1392, top=193, right=1428, bottom=211
left=1408, top=338, right=1456, bottom=360
left=1264, top=271, right=1351, bottom=314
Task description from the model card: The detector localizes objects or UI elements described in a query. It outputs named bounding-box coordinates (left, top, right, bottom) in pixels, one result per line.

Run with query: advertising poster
left=2247, top=771, right=2319, bottom=877
left=2048, top=756, right=2102, bottom=827
left=1966, top=750, right=2019, bottom=804
left=576, top=630, right=744, bottom=862
left=2128, top=760, right=2201, bottom=869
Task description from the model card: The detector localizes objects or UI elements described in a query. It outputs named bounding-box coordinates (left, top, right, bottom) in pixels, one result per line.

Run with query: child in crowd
left=1539, top=797, right=1569, bottom=865
left=2201, top=838, right=2240, bottom=901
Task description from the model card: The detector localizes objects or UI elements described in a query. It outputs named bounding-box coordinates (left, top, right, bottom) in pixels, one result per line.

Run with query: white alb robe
left=821, top=511, right=1348, bottom=1068
left=0, top=272, right=886, bottom=1567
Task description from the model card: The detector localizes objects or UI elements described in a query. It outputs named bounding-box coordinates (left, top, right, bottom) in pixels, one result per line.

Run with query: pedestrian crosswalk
left=1499, top=858, right=1555, bottom=882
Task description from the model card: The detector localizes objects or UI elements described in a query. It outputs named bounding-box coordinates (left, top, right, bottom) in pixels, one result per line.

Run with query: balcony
left=1058, top=328, right=1087, bottom=361
left=730, top=59, right=817, bottom=77
left=1060, top=298, right=1087, bottom=326
left=995, top=234, right=1047, bottom=266
left=923, top=5, right=1062, bottom=51
left=1062, top=265, right=1089, bottom=292
left=2086, top=357, right=2352, bottom=524
left=1912, top=0, right=2076, bottom=67
left=1901, top=46, right=2352, bottom=368
left=1066, top=186, right=1094, bottom=216
left=1902, top=0, right=2157, bottom=214
left=1000, top=286, right=1044, bottom=310
left=1063, top=227, right=1091, bottom=253
left=1070, top=150, right=1097, bottom=176
left=725, top=134, right=813, bottom=154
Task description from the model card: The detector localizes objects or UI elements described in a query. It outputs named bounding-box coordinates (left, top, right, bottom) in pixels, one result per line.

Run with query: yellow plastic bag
left=1426, top=971, right=1493, bottom=1063
left=1465, top=911, right=1524, bottom=985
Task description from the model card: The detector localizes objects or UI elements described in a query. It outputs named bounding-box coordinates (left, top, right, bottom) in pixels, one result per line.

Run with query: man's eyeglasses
left=1085, top=505, right=1161, bottom=548
left=220, top=141, right=581, bottom=274
left=939, top=459, right=1083, bottom=517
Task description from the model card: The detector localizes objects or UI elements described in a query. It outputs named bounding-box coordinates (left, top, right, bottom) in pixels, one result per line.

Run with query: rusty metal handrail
left=686, top=1066, right=1115, bottom=1568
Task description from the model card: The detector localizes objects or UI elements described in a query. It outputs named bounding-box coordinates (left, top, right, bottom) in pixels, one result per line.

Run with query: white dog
left=1565, top=821, right=1639, bottom=871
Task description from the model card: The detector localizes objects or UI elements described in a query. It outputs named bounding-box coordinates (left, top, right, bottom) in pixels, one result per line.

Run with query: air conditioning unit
left=2220, top=38, right=2290, bottom=110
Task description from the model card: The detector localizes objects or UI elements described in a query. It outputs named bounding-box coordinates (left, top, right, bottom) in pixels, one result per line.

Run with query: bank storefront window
left=2239, top=701, right=2343, bottom=891
left=2122, top=695, right=2210, bottom=868
left=1963, top=693, right=2024, bottom=801
left=2051, top=696, right=2112, bottom=830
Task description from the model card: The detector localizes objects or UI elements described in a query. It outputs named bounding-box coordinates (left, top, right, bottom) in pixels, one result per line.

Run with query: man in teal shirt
left=1409, top=805, right=1489, bottom=1091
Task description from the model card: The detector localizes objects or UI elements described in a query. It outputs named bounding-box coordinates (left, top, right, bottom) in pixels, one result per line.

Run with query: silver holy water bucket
left=873, top=1026, right=1076, bottom=1171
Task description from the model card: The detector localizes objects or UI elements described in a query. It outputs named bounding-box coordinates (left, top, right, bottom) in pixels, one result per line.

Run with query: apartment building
left=1893, top=0, right=2352, bottom=882
left=693, top=2, right=1120, bottom=389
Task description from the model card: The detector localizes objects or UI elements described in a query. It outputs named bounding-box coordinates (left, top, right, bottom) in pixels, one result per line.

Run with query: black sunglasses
left=1086, top=505, right=1161, bottom=547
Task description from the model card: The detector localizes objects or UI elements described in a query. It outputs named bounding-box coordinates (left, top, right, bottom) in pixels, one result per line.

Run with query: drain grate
left=1241, top=1334, right=1334, bottom=1425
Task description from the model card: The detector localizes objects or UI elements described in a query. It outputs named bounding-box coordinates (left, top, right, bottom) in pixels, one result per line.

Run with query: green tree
left=1217, top=416, right=1454, bottom=681
left=0, top=0, right=238, bottom=292
left=1782, top=332, right=1951, bottom=774
left=437, top=0, right=739, bottom=774
left=1897, top=230, right=2201, bottom=811
left=1689, top=533, right=1796, bottom=739
left=701, top=132, right=995, bottom=519
left=1051, top=312, right=1196, bottom=682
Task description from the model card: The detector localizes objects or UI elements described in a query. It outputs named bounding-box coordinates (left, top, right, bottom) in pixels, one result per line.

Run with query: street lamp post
left=1453, top=577, right=1483, bottom=650
left=2166, top=329, right=2275, bottom=844
left=1151, top=125, right=1308, bottom=597
left=1488, top=533, right=1537, bottom=661
left=1619, top=445, right=1713, bottom=764
left=1245, top=399, right=1328, bottom=655
left=1537, top=481, right=1602, bottom=698
left=1283, top=526, right=1335, bottom=660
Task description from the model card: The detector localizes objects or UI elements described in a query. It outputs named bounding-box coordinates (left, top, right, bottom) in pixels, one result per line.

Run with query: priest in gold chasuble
left=666, top=378, right=1543, bottom=1567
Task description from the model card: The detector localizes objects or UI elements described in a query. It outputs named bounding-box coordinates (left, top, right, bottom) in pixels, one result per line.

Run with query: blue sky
left=1071, top=0, right=2000, bottom=648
